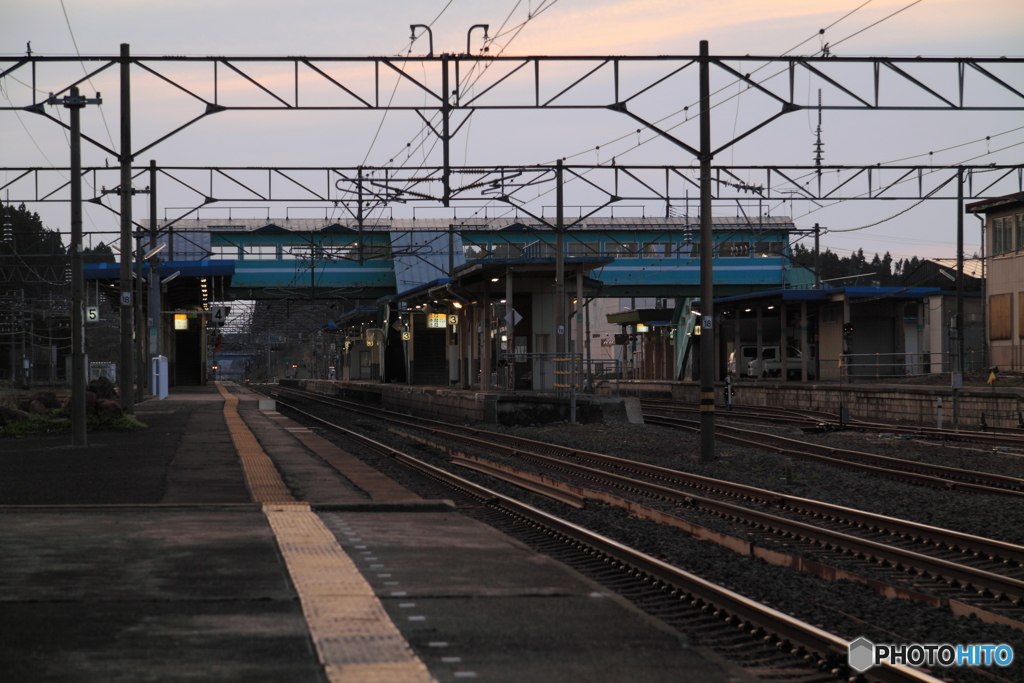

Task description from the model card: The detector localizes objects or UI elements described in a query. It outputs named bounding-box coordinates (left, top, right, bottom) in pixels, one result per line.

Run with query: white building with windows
left=967, top=192, right=1024, bottom=369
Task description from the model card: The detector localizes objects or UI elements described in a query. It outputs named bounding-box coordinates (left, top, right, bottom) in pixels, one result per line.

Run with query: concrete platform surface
left=0, top=383, right=750, bottom=682
left=324, top=510, right=747, bottom=682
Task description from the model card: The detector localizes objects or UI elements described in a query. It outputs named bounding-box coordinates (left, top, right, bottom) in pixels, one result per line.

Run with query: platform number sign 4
left=211, top=306, right=228, bottom=326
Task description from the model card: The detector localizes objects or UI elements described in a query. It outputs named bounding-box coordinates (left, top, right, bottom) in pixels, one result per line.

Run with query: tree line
left=790, top=243, right=962, bottom=288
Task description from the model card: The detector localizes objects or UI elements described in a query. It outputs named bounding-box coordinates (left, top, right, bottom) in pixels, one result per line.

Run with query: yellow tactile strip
left=216, top=382, right=295, bottom=504
left=215, top=383, right=436, bottom=683
left=265, top=505, right=436, bottom=683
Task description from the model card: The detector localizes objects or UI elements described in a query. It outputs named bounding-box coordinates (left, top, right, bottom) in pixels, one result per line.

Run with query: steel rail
left=266, top=385, right=1024, bottom=567
left=645, top=413, right=1024, bottom=496
left=403, top=428, right=1024, bottom=601
left=645, top=399, right=1024, bottom=448
left=269, top=394, right=941, bottom=683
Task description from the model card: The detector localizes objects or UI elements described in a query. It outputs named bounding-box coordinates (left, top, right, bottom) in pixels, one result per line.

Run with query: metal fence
left=836, top=348, right=986, bottom=379
left=498, top=352, right=620, bottom=396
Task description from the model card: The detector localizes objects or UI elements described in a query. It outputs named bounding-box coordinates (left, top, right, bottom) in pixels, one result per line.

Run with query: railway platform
left=0, top=383, right=747, bottom=683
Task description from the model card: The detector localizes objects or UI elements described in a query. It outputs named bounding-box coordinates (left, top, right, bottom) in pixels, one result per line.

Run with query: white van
left=746, top=345, right=815, bottom=379
left=727, top=345, right=760, bottom=377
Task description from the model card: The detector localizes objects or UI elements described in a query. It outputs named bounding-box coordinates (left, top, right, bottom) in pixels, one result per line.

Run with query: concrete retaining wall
left=601, top=379, right=1023, bottom=430
left=281, top=380, right=610, bottom=426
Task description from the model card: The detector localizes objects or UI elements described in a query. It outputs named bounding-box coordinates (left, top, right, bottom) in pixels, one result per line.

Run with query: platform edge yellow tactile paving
left=216, top=382, right=436, bottom=683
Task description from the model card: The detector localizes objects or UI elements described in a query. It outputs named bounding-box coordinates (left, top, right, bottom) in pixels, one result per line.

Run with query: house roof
left=966, top=192, right=1024, bottom=214
left=925, top=259, right=984, bottom=280
left=141, top=216, right=797, bottom=233
left=711, top=286, right=946, bottom=307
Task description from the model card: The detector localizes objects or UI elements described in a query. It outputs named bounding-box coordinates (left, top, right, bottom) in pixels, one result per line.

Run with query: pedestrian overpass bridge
left=92, top=215, right=812, bottom=301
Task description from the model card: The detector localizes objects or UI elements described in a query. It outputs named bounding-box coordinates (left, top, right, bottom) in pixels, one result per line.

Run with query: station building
left=84, top=212, right=988, bottom=389
left=85, top=215, right=808, bottom=388
left=968, top=192, right=1024, bottom=370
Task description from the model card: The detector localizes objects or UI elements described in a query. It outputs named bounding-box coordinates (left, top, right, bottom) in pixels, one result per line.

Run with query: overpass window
left=243, top=245, right=278, bottom=260
left=361, top=244, right=392, bottom=260
left=464, top=242, right=487, bottom=259
left=754, top=241, right=783, bottom=257
left=608, top=242, right=638, bottom=257
left=211, top=244, right=239, bottom=259
left=322, top=244, right=356, bottom=260
left=282, top=244, right=313, bottom=260
left=675, top=241, right=700, bottom=258
left=524, top=240, right=556, bottom=258
left=643, top=242, right=669, bottom=257
left=492, top=242, right=524, bottom=258
left=720, top=241, right=750, bottom=257
left=568, top=241, right=598, bottom=256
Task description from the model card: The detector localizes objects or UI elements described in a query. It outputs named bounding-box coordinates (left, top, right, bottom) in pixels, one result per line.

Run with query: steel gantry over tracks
left=2, top=45, right=1023, bottom=459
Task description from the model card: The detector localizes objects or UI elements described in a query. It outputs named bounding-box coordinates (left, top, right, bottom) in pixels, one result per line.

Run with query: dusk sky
left=3, top=0, right=1023, bottom=262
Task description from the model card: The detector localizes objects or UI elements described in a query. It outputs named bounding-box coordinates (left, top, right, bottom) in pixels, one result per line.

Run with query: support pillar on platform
left=755, top=308, right=763, bottom=378
left=780, top=302, right=788, bottom=380
left=800, top=301, right=808, bottom=381
left=481, top=280, right=491, bottom=391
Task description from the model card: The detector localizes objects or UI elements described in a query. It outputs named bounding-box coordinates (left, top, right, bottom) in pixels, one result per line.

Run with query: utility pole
left=119, top=43, right=135, bottom=413
left=441, top=53, right=451, bottom=207
left=954, top=167, right=964, bottom=430
left=357, top=167, right=364, bottom=265
left=135, top=215, right=146, bottom=402
left=48, top=85, right=100, bottom=447
left=698, top=40, right=716, bottom=462
left=148, top=160, right=161, bottom=362
left=813, top=223, right=821, bottom=289
left=556, top=159, right=565, bottom=356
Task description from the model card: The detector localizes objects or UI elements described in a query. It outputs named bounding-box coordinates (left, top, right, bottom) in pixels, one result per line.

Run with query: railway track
left=643, top=399, right=1024, bottom=449
left=261, top=386, right=1024, bottom=631
left=643, top=412, right=1024, bottom=497
left=259, top=387, right=946, bottom=683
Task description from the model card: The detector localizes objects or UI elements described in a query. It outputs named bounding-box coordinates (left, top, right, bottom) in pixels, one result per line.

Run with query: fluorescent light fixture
left=143, top=243, right=167, bottom=260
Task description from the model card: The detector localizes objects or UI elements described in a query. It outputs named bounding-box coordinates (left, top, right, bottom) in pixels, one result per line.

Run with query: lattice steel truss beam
left=2, top=165, right=1021, bottom=220
left=2, top=52, right=1022, bottom=178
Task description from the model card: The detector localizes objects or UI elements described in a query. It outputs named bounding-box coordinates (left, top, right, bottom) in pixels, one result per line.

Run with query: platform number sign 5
left=86, top=306, right=99, bottom=323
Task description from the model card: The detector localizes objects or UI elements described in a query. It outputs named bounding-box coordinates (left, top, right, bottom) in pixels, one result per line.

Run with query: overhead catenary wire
left=548, top=0, right=917, bottom=169
left=473, top=0, right=919, bottom=238
left=350, top=0, right=561, bottom=237
left=359, top=0, right=457, bottom=167
left=58, top=0, right=116, bottom=152
left=791, top=137, right=1024, bottom=231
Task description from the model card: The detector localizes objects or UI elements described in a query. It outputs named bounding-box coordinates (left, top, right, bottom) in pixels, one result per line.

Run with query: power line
left=58, top=0, right=116, bottom=151
left=790, top=137, right=1024, bottom=229
left=550, top=0, right=916, bottom=169
left=827, top=0, right=923, bottom=51
left=360, top=0, right=457, bottom=166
